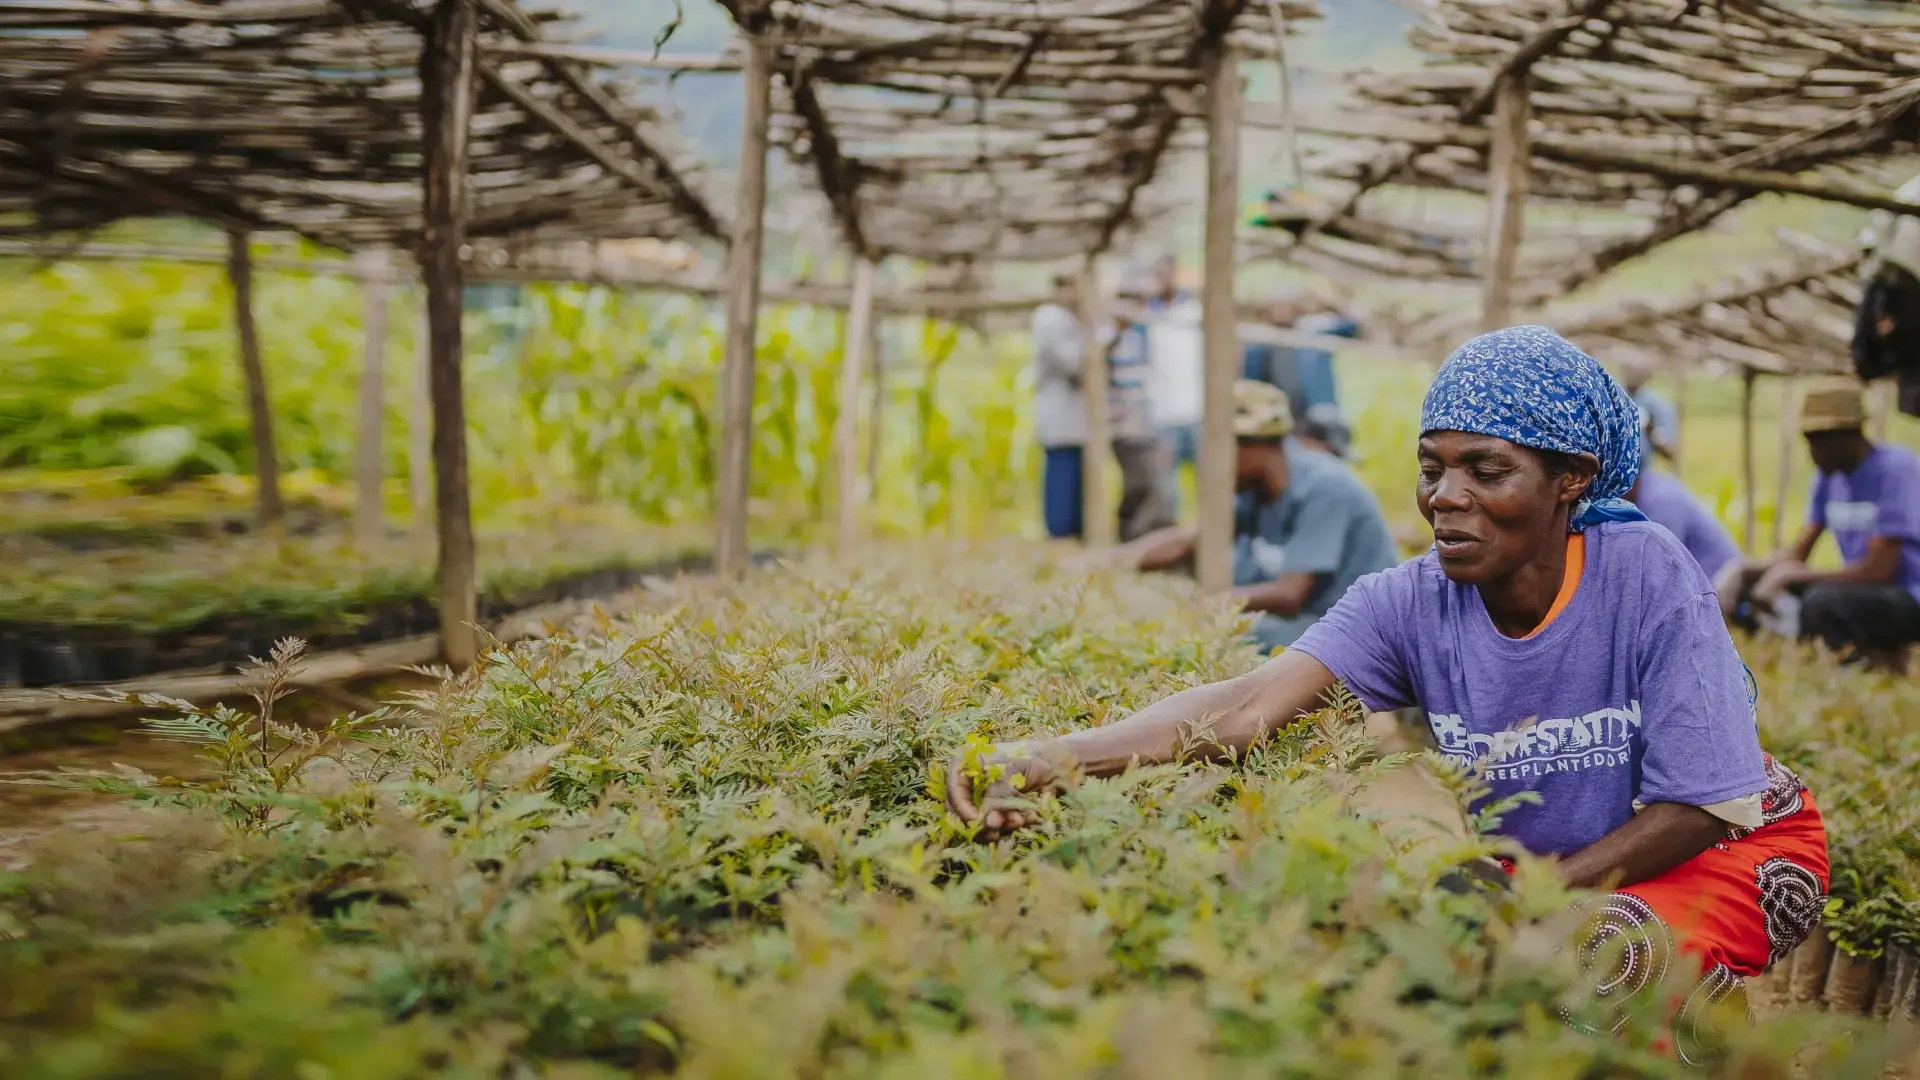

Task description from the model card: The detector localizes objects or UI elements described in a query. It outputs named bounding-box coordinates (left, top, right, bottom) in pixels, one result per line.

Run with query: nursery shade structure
left=1555, top=245, right=1865, bottom=378
left=1250, top=0, right=1920, bottom=342
left=707, top=0, right=1308, bottom=583
left=0, top=0, right=722, bottom=246
left=1555, top=242, right=1868, bottom=552
left=0, top=0, right=726, bottom=669
left=720, top=0, right=1312, bottom=265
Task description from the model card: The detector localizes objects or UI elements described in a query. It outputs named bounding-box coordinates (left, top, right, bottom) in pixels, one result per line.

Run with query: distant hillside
left=568, top=0, right=1417, bottom=165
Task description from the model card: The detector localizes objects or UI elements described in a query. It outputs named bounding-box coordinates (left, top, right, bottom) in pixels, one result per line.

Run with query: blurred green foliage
left=0, top=255, right=1037, bottom=535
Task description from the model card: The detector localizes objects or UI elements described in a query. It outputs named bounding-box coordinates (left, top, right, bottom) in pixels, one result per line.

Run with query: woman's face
left=1417, top=432, right=1595, bottom=584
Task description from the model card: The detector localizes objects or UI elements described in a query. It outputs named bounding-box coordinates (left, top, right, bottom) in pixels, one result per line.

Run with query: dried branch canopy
left=1553, top=243, right=1865, bottom=376
left=724, top=0, right=1315, bottom=263
left=0, top=0, right=725, bottom=249
left=1261, top=0, right=1920, bottom=345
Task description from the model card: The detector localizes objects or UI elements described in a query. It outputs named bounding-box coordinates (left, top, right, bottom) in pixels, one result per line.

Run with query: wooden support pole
left=1197, top=42, right=1242, bottom=593
left=715, top=35, right=772, bottom=579
left=835, top=256, right=877, bottom=551
left=1773, top=379, right=1796, bottom=552
left=867, top=327, right=885, bottom=500
left=409, top=301, right=432, bottom=537
left=1671, top=368, right=1688, bottom=473
left=355, top=248, right=391, bottom=551
left=419, top=0, right=480, bottom=669
left=1078, top=256, right=1115, bottom=548
left=1480, top=74, right=1531, bottom=333
left=226, top=230, right=283, bottom=526
left=1741, top=369, right=1758, bottom=553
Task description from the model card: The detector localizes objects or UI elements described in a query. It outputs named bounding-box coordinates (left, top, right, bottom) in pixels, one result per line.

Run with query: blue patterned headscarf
left=1421, top=325, right=1646, bottom=533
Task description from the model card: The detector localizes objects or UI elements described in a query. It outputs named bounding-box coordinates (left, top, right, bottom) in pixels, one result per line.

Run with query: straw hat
left=1799, top=382, right=1868, bottom=435
left=1234, top=380, right=1295, bottom=439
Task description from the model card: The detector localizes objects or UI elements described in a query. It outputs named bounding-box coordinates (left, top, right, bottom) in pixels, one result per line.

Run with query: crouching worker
left=1718, top=384, right=1920, bottom=668
left=1629, top=439, right=1741, bottom=586
left=953, top=327, right=1828, bottom=1065
left=1079, top=380, right=1397, bottom=653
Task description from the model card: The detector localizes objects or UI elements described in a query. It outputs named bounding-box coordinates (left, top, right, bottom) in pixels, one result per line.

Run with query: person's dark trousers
left=1800, top=582, right=1920, bottom=661
left=1113, top=436, right=1176, bottom=542
left=1042, top=445, right=1084, bottom=539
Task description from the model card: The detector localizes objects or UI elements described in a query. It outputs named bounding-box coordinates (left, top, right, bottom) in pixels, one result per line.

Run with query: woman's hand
left=944, top=744, right=1060, bottom=840
left=940, top=652, right=1341, bottom=843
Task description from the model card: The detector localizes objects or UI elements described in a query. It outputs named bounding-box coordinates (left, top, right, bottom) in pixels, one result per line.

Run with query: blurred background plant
left=0, top=247, right=1037, bottom=540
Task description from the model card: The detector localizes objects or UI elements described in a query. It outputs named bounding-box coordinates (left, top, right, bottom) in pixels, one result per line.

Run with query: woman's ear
left=1563, top=455, right=1601, bottom=504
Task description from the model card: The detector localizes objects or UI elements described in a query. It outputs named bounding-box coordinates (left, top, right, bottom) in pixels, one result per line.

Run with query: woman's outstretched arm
left=946, top=649, right=1341, bottom=836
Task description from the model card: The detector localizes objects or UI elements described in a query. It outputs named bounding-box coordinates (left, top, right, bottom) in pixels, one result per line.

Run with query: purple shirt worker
left=1630, top=468, right=1741, bottom=586
left=947, top=327, right=1826, bottom=1064
left=1717, top=383, right=1920, bottom=666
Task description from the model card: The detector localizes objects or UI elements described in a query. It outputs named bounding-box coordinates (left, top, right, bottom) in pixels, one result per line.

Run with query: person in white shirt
left=1030, top=274, right=1087, bottom=538
left=1109, top=274, right=1176, bottom=541
left=1143, top=256, right=1204, bottom=512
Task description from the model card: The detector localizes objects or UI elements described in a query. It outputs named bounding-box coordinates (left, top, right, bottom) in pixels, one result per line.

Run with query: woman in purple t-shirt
left=947, top=327, right=1828, bottom=1064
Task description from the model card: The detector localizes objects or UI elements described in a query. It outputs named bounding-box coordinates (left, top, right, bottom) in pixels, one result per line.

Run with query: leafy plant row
left=1742, top=638, right=1920, bottom=967
left=3, top=546, right=1915, bottom=1077
left=0, top=504, right=711, bottom=643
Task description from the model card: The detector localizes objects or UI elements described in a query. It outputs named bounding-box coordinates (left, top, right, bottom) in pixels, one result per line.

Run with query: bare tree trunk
left=1671, top=368, right=1688, bottom=472
left=355, top=247, right=391, bottom=551
left=835, top=256, right=877, bottom=551
left=867, top=329, right=885, bottom=500
left=1741, top=369, right=1758, bottom=553
left=418, top=0, right=479, bottom=668
left=409, top=302, right=432, bottom=540
left=226, top=230, right=283, bottom=526
left=1078, top=255, right=1115, bottom=548
left=1197, top=42, right=1242, bottom=593
left=715, top=36, right=772, bottom=578
left=1773, top=378, right=1796, bottom=552
left=1480, top=75, right=1531, bottom=333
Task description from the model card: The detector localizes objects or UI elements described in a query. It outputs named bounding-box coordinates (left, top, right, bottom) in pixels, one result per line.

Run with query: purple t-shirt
left=1808, top=443, right=1920, bottom=603
left=1634, top=470, right=1741, bottom=584
left=1292, top=521, right=1768, bottom=857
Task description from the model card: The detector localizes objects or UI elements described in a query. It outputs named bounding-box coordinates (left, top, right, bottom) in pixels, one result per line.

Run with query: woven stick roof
left=719, top=0, right=1313, bottom=265
left=1255, top=0, right=1920, bottom=343
left=1552, top=241, right=1864, bottom=375
left=0, top=0, right=725, bottom=249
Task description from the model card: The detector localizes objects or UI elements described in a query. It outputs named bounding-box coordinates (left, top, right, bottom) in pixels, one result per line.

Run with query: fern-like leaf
left=141, top=713, right=231, bottom=744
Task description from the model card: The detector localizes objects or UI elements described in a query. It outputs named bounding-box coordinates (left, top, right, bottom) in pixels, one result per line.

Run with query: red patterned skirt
left=1565, top=756, right=1830, bottom=1065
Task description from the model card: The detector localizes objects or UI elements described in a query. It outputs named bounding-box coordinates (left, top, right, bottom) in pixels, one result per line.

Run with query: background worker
left=1030, top=272, right=1087, bottom=538
left=1629, top=420, right=1741, bottom=586
left=1143, top=255, right=1204, bottom=512
left=1618, top=351, right=1680, bottom=463
left=955, top=327, right=1827, bottom=1066
left=1108, top=274, right=1176, bottom=541
left=1242, top=283, right=1362, bottom=458
left=1081, top=380, right=1396, bottom=653
left=1718, top=383, right=1920, bottom=664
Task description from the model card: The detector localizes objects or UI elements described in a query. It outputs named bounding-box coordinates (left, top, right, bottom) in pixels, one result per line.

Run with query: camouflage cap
left=1233, top=379, right=1294, bottom=439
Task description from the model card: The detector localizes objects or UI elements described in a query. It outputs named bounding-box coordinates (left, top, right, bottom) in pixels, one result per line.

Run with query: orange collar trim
left=1521, top=532, right=1585, bottom=640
